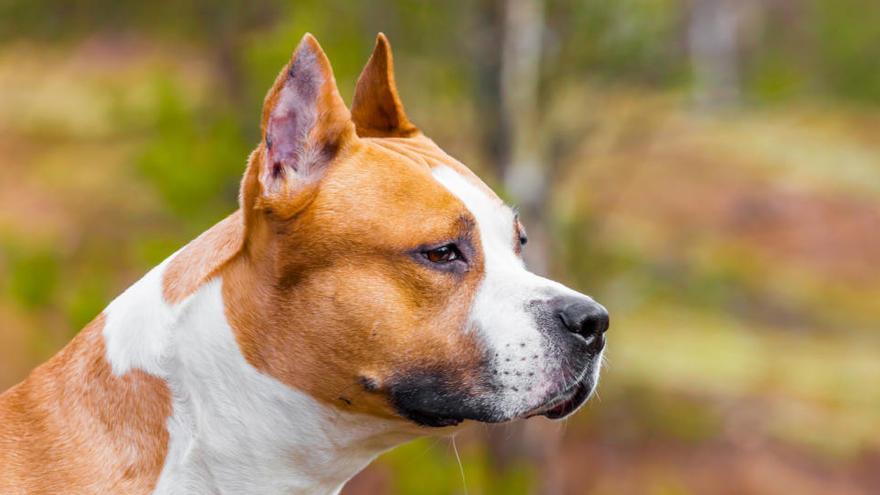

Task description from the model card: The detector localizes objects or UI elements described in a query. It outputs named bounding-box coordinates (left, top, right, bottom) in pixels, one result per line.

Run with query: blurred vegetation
left=0, top=1, right=878, bottom=494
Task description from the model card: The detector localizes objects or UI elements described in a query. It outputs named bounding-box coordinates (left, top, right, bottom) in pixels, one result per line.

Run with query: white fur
left=102, top=256, right=412, bottom=494
left=103, top=255, right=180, bottom=378
left=432, top=166, right=597, bottom=417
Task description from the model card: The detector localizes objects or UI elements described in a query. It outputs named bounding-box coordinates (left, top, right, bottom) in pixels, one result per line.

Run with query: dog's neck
left=102, top=212, right=413, bottom=494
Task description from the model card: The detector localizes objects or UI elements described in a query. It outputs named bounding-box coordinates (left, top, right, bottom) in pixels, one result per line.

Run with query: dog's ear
left=351, top=33, right=419, bottom=138
left=243, top=33, right=357, bottom=219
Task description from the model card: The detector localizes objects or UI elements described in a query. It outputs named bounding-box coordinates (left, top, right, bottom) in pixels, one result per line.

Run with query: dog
left=0, top=33, right=609, bottom=494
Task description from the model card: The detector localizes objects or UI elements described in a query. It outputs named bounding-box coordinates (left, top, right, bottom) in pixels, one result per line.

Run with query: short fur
left=0, top=33, right=606, bottom=494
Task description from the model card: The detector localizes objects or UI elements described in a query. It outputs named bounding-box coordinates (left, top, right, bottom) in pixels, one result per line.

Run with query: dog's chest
left=101, top=260, right=404, bottom=494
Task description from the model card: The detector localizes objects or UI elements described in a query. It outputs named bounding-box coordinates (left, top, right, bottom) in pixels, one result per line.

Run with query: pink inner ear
left=265, top=46, right=323, bottom=179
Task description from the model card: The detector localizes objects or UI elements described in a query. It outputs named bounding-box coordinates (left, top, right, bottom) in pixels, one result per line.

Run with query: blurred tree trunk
left=501, top=0, right=549, bottom=273
left=688, top=0, right=741, bottom=108
left=474, top=0, right=510, bottom=182
left=197, top=0, right=278, bottom=135
left=475, top=0, right=565, bottom=493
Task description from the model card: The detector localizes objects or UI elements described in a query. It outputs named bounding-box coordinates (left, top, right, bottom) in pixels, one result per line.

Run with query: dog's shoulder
left=0, top=317, right=172, bottom=494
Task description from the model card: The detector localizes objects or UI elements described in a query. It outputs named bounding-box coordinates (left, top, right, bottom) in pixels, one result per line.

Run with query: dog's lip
left=523, top=379, right=591, bottom=420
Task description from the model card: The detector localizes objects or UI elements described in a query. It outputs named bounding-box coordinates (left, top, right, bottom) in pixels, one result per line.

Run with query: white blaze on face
left=432, top=166, right=588, bottom=417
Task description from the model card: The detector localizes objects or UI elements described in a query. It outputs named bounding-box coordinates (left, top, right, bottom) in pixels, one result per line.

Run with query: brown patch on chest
left=0, top=315, right=172, bottom=494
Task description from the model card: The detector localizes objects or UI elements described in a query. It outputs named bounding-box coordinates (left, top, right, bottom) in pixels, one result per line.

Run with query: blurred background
left=0, top=0, right=878, bottom=493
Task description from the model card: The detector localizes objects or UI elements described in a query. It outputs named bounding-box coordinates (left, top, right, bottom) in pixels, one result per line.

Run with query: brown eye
left=424, top=244, right=461, bottom=264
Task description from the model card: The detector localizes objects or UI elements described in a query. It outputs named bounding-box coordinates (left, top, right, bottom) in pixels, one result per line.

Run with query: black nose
left=554, top=296, right=609, bottom=339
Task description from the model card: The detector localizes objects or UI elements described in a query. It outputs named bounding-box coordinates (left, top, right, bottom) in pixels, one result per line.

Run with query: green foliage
left=4, top=0, right=878, bottom=107
left=136, top=77, right=248, bottom=229
left=549, top=0, right=687, bottom=85
left=747, top=51, right=805, bottom=104
left=812, top=0, right=880, bottom=104
left=62, top=266, right=111, bottom=331
left=380, top=438, right=535, bottom=495
left=2, top=242, right=60, bottom=310
left=0, top=0, right=284, bottom=43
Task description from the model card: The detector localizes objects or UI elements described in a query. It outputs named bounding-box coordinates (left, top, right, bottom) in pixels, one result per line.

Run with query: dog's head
left=231, top=34, right=608, bottom=428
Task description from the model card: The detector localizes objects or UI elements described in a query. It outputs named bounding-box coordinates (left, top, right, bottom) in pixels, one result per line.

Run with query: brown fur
left=351, top=33, right=419, bottom=138
left=0, top=316, right=172, bottom=494
left=163, top=210, right=245, bottom=304
left=225, top=136, right=489, bottom=418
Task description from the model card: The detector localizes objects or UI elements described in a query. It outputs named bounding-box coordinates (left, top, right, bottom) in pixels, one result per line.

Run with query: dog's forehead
left=366, top=138, right=493, bottom=190
left=363, top=136, right=517, bottom=251
left=366, top=137, right=507, bottom=204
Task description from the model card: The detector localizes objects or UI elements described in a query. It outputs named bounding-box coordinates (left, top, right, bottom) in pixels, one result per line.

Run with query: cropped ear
left=243, top=34, right=356, bottom=218
left=351, top=33, right=419, bottom=138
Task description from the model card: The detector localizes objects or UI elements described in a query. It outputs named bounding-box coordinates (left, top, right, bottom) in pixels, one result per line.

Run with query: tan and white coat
left=0, top=34, right=607, bottom=494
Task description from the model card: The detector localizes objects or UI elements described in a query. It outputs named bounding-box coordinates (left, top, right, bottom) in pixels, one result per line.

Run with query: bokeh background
left=1, top=1, right=878, bottom=493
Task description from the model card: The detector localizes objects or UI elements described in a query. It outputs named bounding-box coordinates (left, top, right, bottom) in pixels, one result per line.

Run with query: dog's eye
left=515, top=217, right=528, bottom=249
left=424, top=244, right=462, bottom=264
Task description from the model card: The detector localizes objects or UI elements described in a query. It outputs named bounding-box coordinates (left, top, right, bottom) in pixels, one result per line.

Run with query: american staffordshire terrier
left=0, top=33, right=609, bottom=494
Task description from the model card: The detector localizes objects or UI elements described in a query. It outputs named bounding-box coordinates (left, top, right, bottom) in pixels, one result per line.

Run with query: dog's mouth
left=394, top=378, right=594, bottom=427
left=388, top=356, right=600, bottom=428
left=524, top=378, right=593, bottom=420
